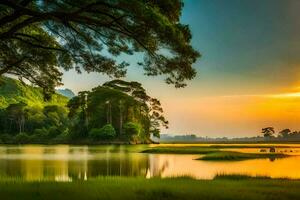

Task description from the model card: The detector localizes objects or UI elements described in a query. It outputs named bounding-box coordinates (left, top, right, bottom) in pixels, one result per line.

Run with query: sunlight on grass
left=197, top=151, right=289, bottom=161
left=1, top=177, right=300, bottom=200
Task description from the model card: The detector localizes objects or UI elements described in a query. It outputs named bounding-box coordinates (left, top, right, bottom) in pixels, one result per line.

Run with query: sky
left=60, top=0, right=300, bottom=137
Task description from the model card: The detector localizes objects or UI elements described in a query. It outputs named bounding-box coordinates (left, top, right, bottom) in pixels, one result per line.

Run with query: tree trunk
left=119, top=107, right=123, bottom=135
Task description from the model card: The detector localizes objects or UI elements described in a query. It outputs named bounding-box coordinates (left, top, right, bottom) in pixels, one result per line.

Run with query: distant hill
left=0, top=76, right=68, bottom=108
left=56, top=88, right=75, bottom=99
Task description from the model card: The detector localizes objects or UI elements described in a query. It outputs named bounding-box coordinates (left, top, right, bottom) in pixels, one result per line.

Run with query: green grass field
left=1, top=177, right=300, bottom=200
left=197, top=151, right=289, bottom=161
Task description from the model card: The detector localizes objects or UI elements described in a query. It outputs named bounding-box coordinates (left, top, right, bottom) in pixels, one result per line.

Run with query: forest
left=0, top=76, right=168, bottom=144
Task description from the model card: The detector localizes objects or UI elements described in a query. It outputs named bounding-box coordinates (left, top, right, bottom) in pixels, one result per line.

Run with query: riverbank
left=0, top=176, right=300, bottom=200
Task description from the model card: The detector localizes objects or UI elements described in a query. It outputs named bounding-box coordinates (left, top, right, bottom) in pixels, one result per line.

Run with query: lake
left=1, top=144, right=300, bottom=181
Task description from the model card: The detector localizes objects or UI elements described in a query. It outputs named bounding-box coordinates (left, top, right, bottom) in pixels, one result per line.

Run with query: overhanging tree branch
left=12, top=36, right=66, bottom=51
left=0, top=57, right=27, bottom=75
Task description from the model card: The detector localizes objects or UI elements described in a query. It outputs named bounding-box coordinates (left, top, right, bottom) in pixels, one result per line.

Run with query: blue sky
left=60, top=0, right=300, bottom=137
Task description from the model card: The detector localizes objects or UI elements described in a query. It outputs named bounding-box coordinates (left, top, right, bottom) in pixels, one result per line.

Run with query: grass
left=1, top=177, right=300, bottom=200
left=197, top=151, right=289, bottom=161
left=141, top=145, right=293, bottom=161
left=214, top=174, right=275, bottom=180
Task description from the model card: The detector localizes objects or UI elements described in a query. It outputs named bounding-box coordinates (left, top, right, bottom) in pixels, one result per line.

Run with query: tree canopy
left=67, top=79, right=168, bottom=142
left=262, top=127, right=275, bottom=138
left=0, top=0, right=200, bottom=98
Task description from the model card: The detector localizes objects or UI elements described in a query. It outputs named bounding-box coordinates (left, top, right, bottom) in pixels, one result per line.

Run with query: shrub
left=89, top=128, right=101, bottom=140
left=52, top=132, right=70, bottom=143
left=123, top=122, right=141, bottom=137
left=15, top=133, right=31, bottom=144
left=89, top=124, right=116, bottom=140
left=33, top=128, right=48, bottom=136
left=0, top=134, right=14, bottom=143
left=48, top=126, right=60, bottom=138
left=31, top=128, right=49, bottom=143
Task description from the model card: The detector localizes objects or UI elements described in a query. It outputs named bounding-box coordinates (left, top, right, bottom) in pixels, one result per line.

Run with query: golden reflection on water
left=1, top=144, right=300, bottom=181
left=147, top=154, right=300, bottom=179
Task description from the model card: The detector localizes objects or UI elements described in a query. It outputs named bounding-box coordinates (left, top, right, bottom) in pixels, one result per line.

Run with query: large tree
left=103, top=79, right=168, bottom=138
left=68, top=79, right=168, bottom=141
left=262, top=127, right=275, bottom=138
left=0, top=0, right=200, bottom=99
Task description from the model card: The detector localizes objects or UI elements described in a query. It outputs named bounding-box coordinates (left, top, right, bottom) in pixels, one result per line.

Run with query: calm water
left=1, top=144, right=300, bottom=181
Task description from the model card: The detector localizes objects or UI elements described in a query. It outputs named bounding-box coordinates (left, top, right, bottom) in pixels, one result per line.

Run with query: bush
left=31, top=128, right=49, bottom=143
left=52, top=132, right=70, bottom=143
left=0, top=134, right=14, bottom=143
left=69, top=123, right=88, bottom=140
left=89, top=124, right=116, bottom=140
left=123, top=122, right=141, bottom=137
left=33, top=128, right=48, bottom=136
left=89, top=128, right=101, bottom=140
left=14, top=133, right=31, bottom=144
left=48, top=126, right=60, bottom=138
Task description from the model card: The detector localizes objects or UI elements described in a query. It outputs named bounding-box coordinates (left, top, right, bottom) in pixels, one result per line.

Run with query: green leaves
left=89, top=124, right=116, bottom=140
left=0, top=0, right=200, bottom=98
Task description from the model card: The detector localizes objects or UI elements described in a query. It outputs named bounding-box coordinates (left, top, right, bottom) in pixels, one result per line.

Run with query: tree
left=69, top=80, right=167, bottom=141
left=103, top=79, right=168, bottom=138
left=262, top=127, right=275, bottom=138
left=42, top=105, right=69, bottom=137
left=118, top=99, right=125, bottom=135
left=15, top=132, right=30, bottom=144
left=0, top=0, right=200, bottom=98
left=87, top=85, right=138, bottom=135
left=6, top=102, right=27, bottom=134
left=25, top=106, right=46, bottom=133
left=67, top=92, right=90, bottom=139
left=279, top=129, right=291, bottom=138
left=123, top=122, right=141, bottom=137
left=67, top=91, right=89, bottom=120
left=289, top=131, right=300, bottom=139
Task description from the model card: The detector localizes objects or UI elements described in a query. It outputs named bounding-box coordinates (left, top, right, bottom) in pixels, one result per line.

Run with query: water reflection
left=147, top=154, right=300, bottom=179
left=1, top=145, right=300, bottom=181
left=0, top=145, right=149, bottom=181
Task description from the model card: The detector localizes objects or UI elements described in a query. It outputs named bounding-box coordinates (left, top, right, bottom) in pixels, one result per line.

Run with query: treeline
left=261, top=127, right=300, bottom=140
left=0, top=104, right=69, bottom=143
left=159, top=127, right=300, bottom=143
left=0, top=79, right=168, bottom=144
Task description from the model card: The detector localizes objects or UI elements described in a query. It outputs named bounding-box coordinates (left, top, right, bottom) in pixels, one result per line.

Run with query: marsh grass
left=214, top=174, right=273, bottom=180
left=141, top=146, right=290, bottom=161
left=197, top=151, right=289, bottom=161
left=1, top=177, right=300, bottom=200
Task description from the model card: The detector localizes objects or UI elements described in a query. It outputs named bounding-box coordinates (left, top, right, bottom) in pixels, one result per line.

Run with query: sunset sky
left=60, top=0, right=300, bottom=137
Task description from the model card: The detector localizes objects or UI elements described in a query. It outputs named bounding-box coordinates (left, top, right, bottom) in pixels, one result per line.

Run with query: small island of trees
left=0, top=78, right=168, bottom=144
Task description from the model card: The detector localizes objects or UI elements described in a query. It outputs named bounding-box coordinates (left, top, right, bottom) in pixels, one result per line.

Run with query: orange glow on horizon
left=163, top=89, right=300, bottom=136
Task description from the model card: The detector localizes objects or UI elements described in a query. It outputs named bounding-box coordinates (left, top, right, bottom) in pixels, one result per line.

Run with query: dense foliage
left=0, top=0, right=200, bottom=98
left=89, top=124, right=116, bottom=140
left=0, top=76, right=68, bottom=143
left=68, top=80, right=168, bottom=143
left=0, top=76, right=68, bottom=108
left=0, top=77, right=167, bottom=144
left=261, top=127, right=300, bottom=141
